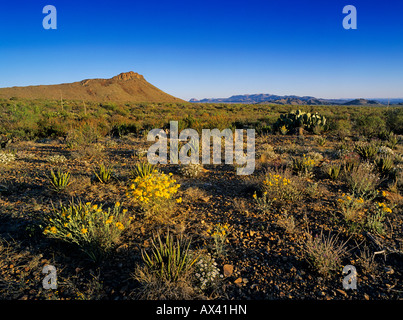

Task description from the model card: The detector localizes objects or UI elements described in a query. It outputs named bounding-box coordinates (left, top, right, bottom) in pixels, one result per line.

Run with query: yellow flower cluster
left=376, top=202, right=392, bottom=213
left=301, top=154, right=316, bottom=167
left=207, top=223, right=230, bottom=238
left=337, top=193, right=364, bottom=204
left=43, top=201, right=130, bottom=239
left=263, top=173, right=291, bottom=187
left=127, top=172, right=180, bottom=204
left=336, top=193, right=366, bottom=222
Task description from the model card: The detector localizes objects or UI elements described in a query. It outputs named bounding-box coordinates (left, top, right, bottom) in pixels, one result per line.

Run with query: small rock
left=223, top=264, right=233, bottom=277
left=243, top=278, right=249, bottom=284
left=364, top=294, right=370, bottom=300
left=234, top=277, right=243, bottom=285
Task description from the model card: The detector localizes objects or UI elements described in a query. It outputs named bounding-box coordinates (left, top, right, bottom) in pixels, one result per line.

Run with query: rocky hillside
left=0, top=72, right=184, bottom=103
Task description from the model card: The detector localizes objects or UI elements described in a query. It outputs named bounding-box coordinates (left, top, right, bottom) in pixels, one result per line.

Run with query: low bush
left=42, top=201, right=131, bottom=261
left=126, top=171, right=181, bottom=218
left=344, top=162, right=380, bottom=200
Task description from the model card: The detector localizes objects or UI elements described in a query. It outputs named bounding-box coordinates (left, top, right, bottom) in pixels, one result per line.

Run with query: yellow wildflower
left=115, top=222, right=124, bottom=230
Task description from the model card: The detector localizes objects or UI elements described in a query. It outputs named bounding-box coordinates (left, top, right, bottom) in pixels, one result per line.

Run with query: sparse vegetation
left=93, top=163, right=114, bottom=184
left=42, top=201, right=131, bottom=262
left=302, top=230, right=348, bottom=277
left=0, top=100, right=402, bottom=301
left=48, top=169, right=72, bottom=193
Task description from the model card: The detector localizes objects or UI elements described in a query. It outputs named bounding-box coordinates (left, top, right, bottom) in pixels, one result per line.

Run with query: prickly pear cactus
left=273, top=109, right=327, bottom=133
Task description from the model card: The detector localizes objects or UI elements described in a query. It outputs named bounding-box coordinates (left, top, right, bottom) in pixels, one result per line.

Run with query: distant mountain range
left=190, top=94, right=403, bottom=105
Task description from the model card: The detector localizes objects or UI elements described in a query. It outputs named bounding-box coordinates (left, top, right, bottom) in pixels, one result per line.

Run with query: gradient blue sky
left=0, top=0, right=402, bottom=100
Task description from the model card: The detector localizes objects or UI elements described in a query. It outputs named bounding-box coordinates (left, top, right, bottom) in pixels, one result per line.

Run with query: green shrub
left=261, top=170, right=305, bottom=202
left=354, top=114, right=386, bottom=138
left=126, top=171, right=181, bottom=219
left=141, top=233, right=198, bottom=282
left=331, top=119, right=352, bottom=139
left=323, top=162, right=342, bottom=180
left=316, top=135, right=327, bottom=146
left=344, top=162, right=380, bottom=199
left=291, top=154, right=316, bottom=175
left=386, top=108, right=403, bottom=134
left=374, top=155, right=394, bottom=175
left=365, top=202, right=392, bottom=235
left=48, top=169, right=72, bottom=193
left=387, top=132, right=400, bottom=149
left=336, top=193, right=365, bottom=223
left=94, top=163, right=114, bottom=184
left=354, top=142, right=378, bottom=160
left=342, top=152, right=360, bottom=174
left=130, top=161, right=157, bottom=179
left=43, top=201, right=131, bottom=261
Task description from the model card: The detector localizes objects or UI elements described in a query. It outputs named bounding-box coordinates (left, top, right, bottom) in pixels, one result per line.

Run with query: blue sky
left=0, top=0, right=402, bottom=100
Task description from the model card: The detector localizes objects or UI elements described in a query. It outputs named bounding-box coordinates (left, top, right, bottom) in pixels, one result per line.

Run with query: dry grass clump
left=301, top=230, right=348, bottom=277
left=276, top=211, right=297, bottom=234
left=344, top=162, right=381, bottom=199
left=132, top=232, right=199, bottom=300
left=179, top=163, right=203, bottom=178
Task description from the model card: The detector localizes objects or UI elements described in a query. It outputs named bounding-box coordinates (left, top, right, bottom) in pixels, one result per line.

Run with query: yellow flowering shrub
left=260, top=171, right=304, bottom=202
left=126, top=171, right=180, bottom=217
left=207, top=223, right=230, bottom=257
left=43, top=201, right=132, bottom=261
left=336, top=192, right=393, bottom=235
left=365, top=201, right=393, bottom=235
left=291, top=154, right=316, bottom=175
left=336, top=193, right=366, bottom=222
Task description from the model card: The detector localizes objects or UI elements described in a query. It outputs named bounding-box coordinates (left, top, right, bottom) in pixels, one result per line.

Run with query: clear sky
left=0, top=0, right=402, bottom=100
